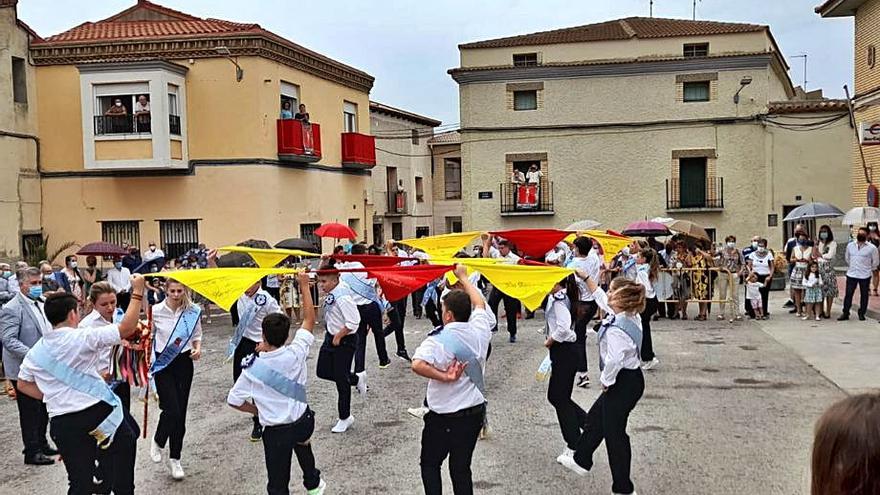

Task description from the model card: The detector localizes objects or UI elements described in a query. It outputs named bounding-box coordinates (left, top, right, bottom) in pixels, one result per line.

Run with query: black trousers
left=488, top=288, right=520, bottom=337
left=383, top=299, right=408, bottom=353
left=420, top=404, right=485, bottom=495
left=639, top=298, right=657, bottom=362
left=316, top=334, right=358, bottom=419
left=573, top=301, right=599, bottom=372
left=574, top=368, right=645, bottom=495
left=412, top=288, right=425, bottom=318
left=266, top=286, right=281, bottom=303
left=425, top=295, right=442, bottom=328
left=263, top=409, right=321, bottom=495
left=153, top=352, right=193, bottom=459
left=233, top=337, right=261, bottom=427
left=548, top=342, right=587, bottom=449
left=50, top=401, right=138, bottom=495
left=116, top=292, right=131, bottom=311
left=842, top=276, right=871, bottom=318
left=12, top=379, right=50, bottom=458
left=96, top=381, right=132, bottom=485
left=354, top=302, right=388, bottom=373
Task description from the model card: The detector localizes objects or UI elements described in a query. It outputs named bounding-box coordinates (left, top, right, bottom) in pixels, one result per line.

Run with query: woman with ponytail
left=635, top=249, right=660, bottom=370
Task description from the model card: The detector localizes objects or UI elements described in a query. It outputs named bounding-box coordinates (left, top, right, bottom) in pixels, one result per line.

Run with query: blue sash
left=228, top=298, right=257, bottom=359
left=28, top=342, right=122, bottom=449
left=597, top=315, right=643, bottom=371
left=151, top=305, right=201, bottom=375
left=421, top=280, right=439, bottom=307
left=244, top=358, right=307, bottom=404
left=341, top=273, right=382, bottom=306
left=433, top=331, right=485, bottom=395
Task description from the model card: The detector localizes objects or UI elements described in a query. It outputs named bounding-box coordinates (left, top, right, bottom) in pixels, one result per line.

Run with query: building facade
left=451, top=17, right=852, bottom=247
left=817, top=0, right=880, bottom=208
left=24, top=0, right=379, bottom=258
left=0, top=0, right=41, bottom=259
left=428, top=131, right=464, bottom=234
left=369, top=102, right=440, bottom=241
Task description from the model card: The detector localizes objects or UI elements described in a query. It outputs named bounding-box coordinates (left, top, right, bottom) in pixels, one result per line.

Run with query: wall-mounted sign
left=767, top=214, right=778, bottom=227
left=478, top=191, right=493, bottom=199
left=860, top=122, right=880, bottom=145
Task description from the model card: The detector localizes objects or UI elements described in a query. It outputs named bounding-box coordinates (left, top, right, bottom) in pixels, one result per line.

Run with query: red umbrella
left=77, top=241, right=128, bottom=257
left=315, top=222, right=357, bottom=240
left=621, top=221, right=671, bottom=237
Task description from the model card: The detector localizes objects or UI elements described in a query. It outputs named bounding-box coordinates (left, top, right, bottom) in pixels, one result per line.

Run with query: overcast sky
left=19, top=0, right=855, bottom=126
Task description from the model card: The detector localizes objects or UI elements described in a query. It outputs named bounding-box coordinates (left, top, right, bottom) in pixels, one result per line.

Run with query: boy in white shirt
left=228, top=272, right=326, bottom=495
left=16, top=275, right=146, bottom=495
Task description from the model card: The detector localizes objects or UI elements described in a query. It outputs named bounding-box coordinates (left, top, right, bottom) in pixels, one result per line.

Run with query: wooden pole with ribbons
left=142, top=302, right=153, bottom=439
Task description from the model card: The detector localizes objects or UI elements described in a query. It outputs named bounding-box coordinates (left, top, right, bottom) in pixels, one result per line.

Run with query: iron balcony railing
left=388, top=190, right=407, bottom=215
left=666, top=177, right=724, bottom=210
left=94, top=114, right=152, bottom=135
left=500, top=181, right=554, bottom=214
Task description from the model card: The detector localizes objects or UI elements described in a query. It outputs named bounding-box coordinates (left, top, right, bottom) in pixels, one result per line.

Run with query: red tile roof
left=42, top=19, right=261, bottom=43
left=459, top=17, right=767, bottom=49
left=767, top=99, right=849, bottom=114
left=427, top=130, right=460, bottom=145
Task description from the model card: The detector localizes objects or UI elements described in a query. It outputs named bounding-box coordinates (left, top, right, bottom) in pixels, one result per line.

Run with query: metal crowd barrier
left=654, top=266, right=736, bottom=304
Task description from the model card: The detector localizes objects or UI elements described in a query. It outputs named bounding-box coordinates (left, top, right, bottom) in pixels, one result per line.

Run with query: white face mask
left=150, top=246, right=156, bottom=251
left=69, top=261, right=78, bottom=269
left=726, top=242, right=736, bottom=249
left=115, top=102, right=122, bottom=107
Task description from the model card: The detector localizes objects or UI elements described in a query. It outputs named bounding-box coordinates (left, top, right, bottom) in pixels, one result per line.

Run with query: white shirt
left=336, top=261, right=375, bottom=306
left=747, top=251, right=773, bottom=276
left=19, top=324, right=122, bottom=417
left=143, top=248, right=164, bottom=262
left=591, top=287, right=642, bottom=388
left=396, top=248, right=417, bottom=267
left=544, top=242, right=571, bottom=266
left=79, top=310, right=114, bottom=372
left=635, top=264, right=656, bottom=299
left=488, top=246, right=521, bottom=265
left=227, top=328, right=313, bottom=426
left=525, top=170, right=542, bottom=184
left=845, top=241, right=879, bottom=279
left=322, top=282, right=360, bottom=336
left=746, top=281, right=763, bottom=300
left=152, top=300, right=203, bottom=353
left=106, top=267, right=132, bottom=293
left=566, top=252, right=601, bottom=301
left=135, top=101, right=150, bottom=113
left=413, top=308, right=493, bottom=414
left=237, top=290, right=281, bottom=342
left=545, top=293, right=575, bottom=343
left=802, top=273, right=822, bottom=288
left=817, top=240, right=837, bottom=262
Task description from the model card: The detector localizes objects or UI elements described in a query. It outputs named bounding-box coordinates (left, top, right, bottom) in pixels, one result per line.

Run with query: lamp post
left=215, top=46, right=243, bottom=82
left=733, top=76, right=753, bottom=104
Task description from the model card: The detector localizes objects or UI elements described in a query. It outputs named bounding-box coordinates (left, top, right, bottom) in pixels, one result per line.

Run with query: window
left=12, top=56, right=27, bottom=104
left=678, top=157, right=708, bottom=208
left=159, top=219, right=199, bottom=260
left=101, top=221, right=140, bottom=250
left=513, top=90, right=537, bottom=111
left=416, top=226, right=430, bottom=238
left=411, top=129, right=420, bottom=145
left=280, top=81, right=299, bottom=119
left=168, top=84, right=180, bottom=136
left=683, top=43, right=709, bottom=58
left=93, top=83, right=151, bottom=134
left=392, top=222, right=403, bottom=241
left=343, top=101, right=358, bottom=133
left=348, top=218, right=360, bottom=240
left=415, top=177, right=425, bottom=202
left=513, top=53, right=539, bottom=67
left=683, top=81, right=710, bottom=102
left=446, top=217, right=463, bottom=233
left=300, top=223, right=321, bottom=251
left=444, top=158, right=462, bottom=199
left=21, top=233, right=43, bottom=262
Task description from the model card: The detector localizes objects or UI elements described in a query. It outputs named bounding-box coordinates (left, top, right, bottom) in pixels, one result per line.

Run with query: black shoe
left=378, top=359, right=391, bottom=369
left=788, top=308, right=798, bottom=314
left=783, top=300, right=795, bottom=308
left=859, top=314, right=866, bottom=321
left=396, top=349, right=412, bottom=362
left=24, top=453, right=55, bottom=465
left=41, top=446, right=58, bottom=456
left=250, top=422, right=263, bottom=442
left=837, top=314, right=849, bottom=321
left=509, top=335, right=517, bottom=343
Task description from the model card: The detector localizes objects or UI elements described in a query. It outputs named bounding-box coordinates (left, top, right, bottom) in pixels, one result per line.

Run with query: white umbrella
left=782, top=202, right=845, bottom=222
left=565, top=219, right=601, bottom=231
left=842, top=207, right=880, bottom=226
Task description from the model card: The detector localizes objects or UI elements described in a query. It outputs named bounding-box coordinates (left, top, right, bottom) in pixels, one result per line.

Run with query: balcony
left=387, top=190, right=407, bottom=216
left=341, top=132, right=376, bottom=169
left=666, top=177, right=724, bottom=211
left=94, top=114, right=151, bottom=135
left=277, top=119, right=322, bottom=163
left=500, top=181, right=554, bottom=216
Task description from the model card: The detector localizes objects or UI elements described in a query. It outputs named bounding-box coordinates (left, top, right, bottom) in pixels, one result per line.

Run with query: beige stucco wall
left=0, top=6, right=41, bottom=259
left=430, top=143, right=463, bottom=234
left=460, top=32, right=774, bottom=68
left=370, top=111, right=435, bottom=240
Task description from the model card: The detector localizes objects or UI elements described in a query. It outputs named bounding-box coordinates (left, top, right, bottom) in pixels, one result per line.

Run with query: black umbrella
left=275, top=237, right=318, bottom=252
left=133, top=256, right=166, bottom=274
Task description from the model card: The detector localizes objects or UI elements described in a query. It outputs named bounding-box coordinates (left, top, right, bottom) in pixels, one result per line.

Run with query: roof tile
left=767, top=99, right=849, bottom=114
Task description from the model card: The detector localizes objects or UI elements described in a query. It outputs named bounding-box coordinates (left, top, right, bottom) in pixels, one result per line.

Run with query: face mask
left=1, top=271, right=11, bottom=279
left=150, top=266, right=159, bottom=273
left=114, top=262, right=123, bottom=269
left=622, top=247, right=631, bottom=256
left=150, top=246, right=156, bottom=251
left=42, top=273, right=53, bottom=280
left=726, top=242, right=735, bottom=249
left=115, top=102, right=122, bottom=107
left=28, top=286, right=43, bottom=299
left=871, top=226, right=877, bottom=232
left=69, top=261, right=78, bottom=268
left=819, top=232, right=828, bottom=240
left=757, top=247, right=767, bottom=254
left=751, top=241, right=758, bottom=249
left=797, top=239, right=806, bottom=246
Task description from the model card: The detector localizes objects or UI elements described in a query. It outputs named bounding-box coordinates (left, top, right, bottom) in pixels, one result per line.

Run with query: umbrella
left=782, top=202, right=845, bottom=222
left=315, top=222, right=356, bottom=240
left=275, top=238, right=318, bottom=252
left=133, top=257, right=166, bottom=274
left=621, top=221, right=670, bottom=237
left=77, top=241, right=128, bottom=257
left=665, top=219, right=710, bottom=241
left=564, top=219, right=601, bottom=231
left=841, top=206, right=880, bottom=226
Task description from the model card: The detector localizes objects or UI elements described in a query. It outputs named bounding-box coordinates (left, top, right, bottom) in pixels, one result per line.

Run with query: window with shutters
left=343, top=101, right=358, bottom=132
left=683, top=81, right=711, bottom=102
left=101, top=221, right=141, bottom=249
left=159, top=219, right=199, bottom=260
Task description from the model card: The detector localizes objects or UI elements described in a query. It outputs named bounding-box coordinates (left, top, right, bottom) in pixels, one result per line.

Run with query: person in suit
left=39, top=262, right=70, bottom=295
left=0, top=267, right=56, bottom=465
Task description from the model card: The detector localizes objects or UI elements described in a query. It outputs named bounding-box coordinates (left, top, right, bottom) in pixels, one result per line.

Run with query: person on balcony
left=295, top=104, right=314, bottom=153
left=105, top=99, right=127, bottom=117
left=280, top=101, right=294, bottom=119
left=134, top=95, right=151, bottom=132
left=294, top=104, right=310, bottom=123
left=525, top=164, right=543, bottom=207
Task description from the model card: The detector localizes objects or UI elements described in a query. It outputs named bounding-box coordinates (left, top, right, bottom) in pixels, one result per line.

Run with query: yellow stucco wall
left=35, top=65, right=83, bottom=172
left=95, top=139, right=153, bottom=161
left=170, top=139, right=183, bottom=160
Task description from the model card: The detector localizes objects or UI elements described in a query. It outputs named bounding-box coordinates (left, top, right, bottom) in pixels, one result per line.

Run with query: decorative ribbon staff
left=142, top=302, right=153, bottom=439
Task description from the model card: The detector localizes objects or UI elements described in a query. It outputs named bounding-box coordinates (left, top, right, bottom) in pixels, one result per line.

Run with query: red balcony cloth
left=489, top=229, right=570, bottom=258
left=332, top=254, right=418, bottom=267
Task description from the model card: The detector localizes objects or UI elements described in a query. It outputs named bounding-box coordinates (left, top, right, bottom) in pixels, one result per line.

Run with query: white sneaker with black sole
left=641, top=358, right=660, bottom=370
left=556, top=447, right=574, bottom=464
left=558, top=454, right=589, bottom=476
left=331, top=416, right=354, bottom=433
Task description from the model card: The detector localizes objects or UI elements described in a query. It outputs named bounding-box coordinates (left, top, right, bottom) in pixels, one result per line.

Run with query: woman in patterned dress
left=816, top=225, right=838, bottom=319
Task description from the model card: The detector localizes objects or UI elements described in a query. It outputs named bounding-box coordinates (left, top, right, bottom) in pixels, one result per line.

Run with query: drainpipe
left=0, top=130, right=41, bottom=254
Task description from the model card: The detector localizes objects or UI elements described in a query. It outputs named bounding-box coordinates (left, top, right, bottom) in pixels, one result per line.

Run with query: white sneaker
left=576, top=373, right=590, bottom=388
left=169, top=458, right=185, bottom=480
left=331, top=416, right=354, bottom=433
left=355, top=372, right=367, bottom=396
left=407, top=406, right=429, bottom=419
left=556, top=447, right=574, bottom=464
left=150, top=440, right=163, bottom=463
left=641, top=358, right=660, bottom=371
left=558, top=454, right=589, bottom=476
left=307, top=479, right=327, bottom=495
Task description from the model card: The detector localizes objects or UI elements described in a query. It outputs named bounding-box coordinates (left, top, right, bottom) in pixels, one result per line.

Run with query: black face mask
left=857, top=234, right=867, bottom=243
